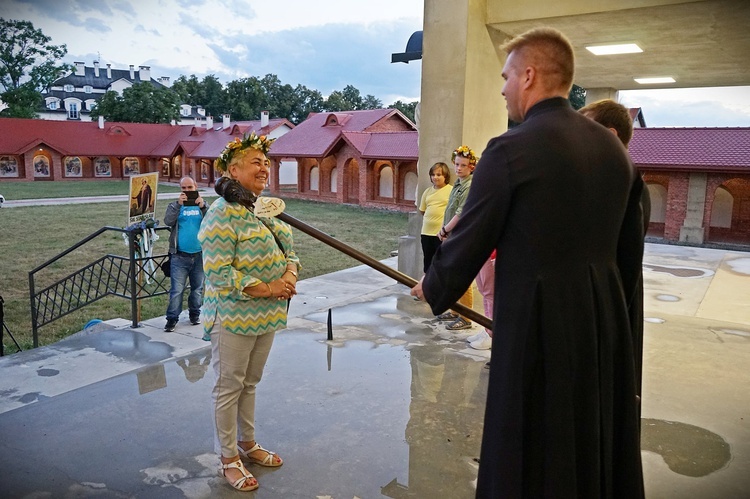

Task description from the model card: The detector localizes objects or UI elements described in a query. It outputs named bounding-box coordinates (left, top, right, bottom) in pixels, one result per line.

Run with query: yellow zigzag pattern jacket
left=198, top=197, right=300, bottom=337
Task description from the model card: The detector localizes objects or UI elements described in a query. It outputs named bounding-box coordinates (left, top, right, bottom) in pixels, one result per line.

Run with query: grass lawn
left=0, top=195, right=408, bottom=354
left=0, top=180, right=182, bottom=200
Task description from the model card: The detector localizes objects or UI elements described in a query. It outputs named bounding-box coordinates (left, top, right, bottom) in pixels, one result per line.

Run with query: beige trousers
left=210, top=318, right=275, bottom=458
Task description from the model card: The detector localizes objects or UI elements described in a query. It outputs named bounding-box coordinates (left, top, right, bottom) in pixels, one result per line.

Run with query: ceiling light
left=585, top=43, right=643, bottom=55
left=634, top=76, right=676, bottom=84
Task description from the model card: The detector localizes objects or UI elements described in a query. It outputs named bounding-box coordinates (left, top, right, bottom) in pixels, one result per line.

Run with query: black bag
left=161, top=254, right=171, bottom=277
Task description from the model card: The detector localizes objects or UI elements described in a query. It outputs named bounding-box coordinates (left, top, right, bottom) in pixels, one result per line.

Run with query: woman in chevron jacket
left=198, top=132, right=300, bottom=492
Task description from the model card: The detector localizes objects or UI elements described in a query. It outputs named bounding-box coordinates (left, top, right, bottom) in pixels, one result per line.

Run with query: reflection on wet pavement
left=643, top=263, right=714, bottom=278
left=642, top=418, right=731, bottom=477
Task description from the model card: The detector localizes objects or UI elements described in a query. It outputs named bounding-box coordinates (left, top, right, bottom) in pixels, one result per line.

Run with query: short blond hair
left=501, top=27, right=575, bottom=93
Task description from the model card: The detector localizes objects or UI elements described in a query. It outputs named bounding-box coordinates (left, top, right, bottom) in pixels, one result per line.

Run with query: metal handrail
left=28, top=226, right=172, bottom=348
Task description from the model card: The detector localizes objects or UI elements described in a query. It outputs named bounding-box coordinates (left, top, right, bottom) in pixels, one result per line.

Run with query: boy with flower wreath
left=435, top=145, right=479, bottom=330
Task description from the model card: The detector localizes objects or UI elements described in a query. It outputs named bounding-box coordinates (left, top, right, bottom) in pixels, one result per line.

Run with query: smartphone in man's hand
left=184, top=190, right=199, bottom=206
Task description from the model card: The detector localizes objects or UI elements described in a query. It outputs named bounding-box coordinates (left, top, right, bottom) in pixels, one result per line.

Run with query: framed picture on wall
left=64, top=156, right=82, bottom=177
left=201, top=160, right=209, bottom=180
left=0, top=156, right=19, bottom=177
left=94, top=157, right=111, bottom=177
left=123, top=157, right=140, bottom=176
left=161, top=158, right=170, bottom=177
left=173, top=155, right=181, bottom=177
left=33, top=155, right=50, bottom=177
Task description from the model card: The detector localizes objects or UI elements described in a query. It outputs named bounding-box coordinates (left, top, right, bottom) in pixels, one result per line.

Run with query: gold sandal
left=220, top=459, right=259, bottom=491
left=238, top=442, right=284, bottom=467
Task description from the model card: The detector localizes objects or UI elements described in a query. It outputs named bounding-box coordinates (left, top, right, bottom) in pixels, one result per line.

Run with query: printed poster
left=128, top=172, right=159, bottom=225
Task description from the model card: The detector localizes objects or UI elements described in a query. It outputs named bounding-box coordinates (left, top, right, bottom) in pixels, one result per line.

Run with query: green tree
left=0, top=18, right=70, bottom=118
left=171, top=74, right=226, bottom=119
left=289, top=85, right=325, bottom=123
left=388, top=100, right=417, bottom=123
left=225, top=77, right=266, bottom=121
left=90, top=82, right=180, bottom=123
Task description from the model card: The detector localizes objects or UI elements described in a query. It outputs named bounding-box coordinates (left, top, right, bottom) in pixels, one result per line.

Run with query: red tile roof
left=0, top=117, right=293, bottom=160
left=630, top=127, right=750, bottom=170
left=342, top=131, right=418, bottom=160
left=268, top=109, right=411, bottom=158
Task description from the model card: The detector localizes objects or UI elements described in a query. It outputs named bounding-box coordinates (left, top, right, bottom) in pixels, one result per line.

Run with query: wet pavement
left=1, top=245, right=749, bottom=498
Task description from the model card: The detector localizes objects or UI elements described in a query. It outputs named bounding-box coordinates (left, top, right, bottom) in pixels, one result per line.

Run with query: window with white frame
left=84, top=85, right=92, bottom=93
left=48, top=100, right=58, bottom=110
left=64, top=84, right=74, bottom=92
left=68, top=103, right=79, bottom=119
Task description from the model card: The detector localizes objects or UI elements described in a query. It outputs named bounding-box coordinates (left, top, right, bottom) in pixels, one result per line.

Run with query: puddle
left=643, top=263, right=714, bottom=278
left=641, top=418, right=731, bottom=477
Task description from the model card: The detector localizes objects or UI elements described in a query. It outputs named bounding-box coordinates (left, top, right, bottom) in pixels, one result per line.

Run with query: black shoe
left=164, top=319, right=178, bottom=332
left=189, top=315, right=200, bottom=325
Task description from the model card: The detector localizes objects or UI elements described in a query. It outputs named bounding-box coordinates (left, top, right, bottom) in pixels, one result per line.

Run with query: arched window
left=710, top=187, right=733, bottom=228
left=330, top=167, right=338, bottom=193
left=123, top=157, right=140, bottom=176
left=379, top=166, right=394, bottom=198
left=403, top=171, right=418, bottom=201
left=309, top=166, right=320, bottom=191
left=647, top=183, right=667, bottom=223
left=279, top=161, right=297, bottom=187
left=64, top=156, right=82, bottom=177
left=0, top=156, right=19, bottom=177
left=95, top=157, right=111, bottom=177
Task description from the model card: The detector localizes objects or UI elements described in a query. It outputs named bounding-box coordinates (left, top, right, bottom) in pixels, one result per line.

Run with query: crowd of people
left=155, top=25, right=645, bottom=497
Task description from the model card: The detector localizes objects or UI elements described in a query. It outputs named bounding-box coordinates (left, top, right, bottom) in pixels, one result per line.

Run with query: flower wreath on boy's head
left=451, top=145, right=479, bottom=165
left=214, top=132, right=276, bottom=173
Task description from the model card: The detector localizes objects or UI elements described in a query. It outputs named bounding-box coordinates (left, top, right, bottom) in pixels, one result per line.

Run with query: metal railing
left=28, top=226, right=172, bottom=348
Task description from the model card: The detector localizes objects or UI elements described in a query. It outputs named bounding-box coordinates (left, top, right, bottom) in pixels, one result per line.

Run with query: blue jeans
left=166, top=251, right=204, bottom=321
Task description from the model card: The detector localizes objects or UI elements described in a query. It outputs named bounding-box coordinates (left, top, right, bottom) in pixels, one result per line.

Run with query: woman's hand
left=269, top=278, right=296, bottom=300
left=244, top=278, right=296, bottom=300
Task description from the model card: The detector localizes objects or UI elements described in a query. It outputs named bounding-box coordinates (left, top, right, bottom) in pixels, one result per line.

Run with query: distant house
left=38, top=61, right=210, bottom=126
left=38, top=61, right=173, bottom=122
left=0, top=112, right=293, bottom=186
left=267, top=108, right=419, bottom=211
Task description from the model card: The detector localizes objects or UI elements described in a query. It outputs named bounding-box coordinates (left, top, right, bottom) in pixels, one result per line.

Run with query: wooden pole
left=275, top=211, right=492, bottom=329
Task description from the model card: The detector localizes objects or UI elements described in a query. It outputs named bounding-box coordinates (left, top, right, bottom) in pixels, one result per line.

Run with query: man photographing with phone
left=164, top=176, right=209, bottom=332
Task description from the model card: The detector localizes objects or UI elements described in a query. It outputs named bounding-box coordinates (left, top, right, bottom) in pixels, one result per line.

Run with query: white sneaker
left=469, top=331, right=492, bottom=350
left=466, top=331, right=486, bottom=343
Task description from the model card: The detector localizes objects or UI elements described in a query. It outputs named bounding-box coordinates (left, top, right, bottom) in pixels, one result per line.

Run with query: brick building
left=1, top=113, right=748, bottom=246
left=267, top=109, right=419, bottom=211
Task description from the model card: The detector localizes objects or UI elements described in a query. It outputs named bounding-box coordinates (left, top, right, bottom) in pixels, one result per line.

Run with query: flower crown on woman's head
left=451, top=145, right=479, bottom=165
left=214, top=132, right=276, bottom=172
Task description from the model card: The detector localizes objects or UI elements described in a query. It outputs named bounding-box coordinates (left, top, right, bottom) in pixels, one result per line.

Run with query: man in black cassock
left=412, top=27, right=645, bottom=498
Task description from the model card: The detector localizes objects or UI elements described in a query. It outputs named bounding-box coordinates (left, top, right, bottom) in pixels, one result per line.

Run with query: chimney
left=206, top=115, right=214, bottom=129
left=222, top=114, right=230, bottom=128
left=93, top=61, right=100, bottom=77
left=260, top=110, right=269, bottom=128
left=197, top=107, right=206, bottom=117
left=129, top=65, right=135, bottom=79
left=74, top=61, right=85, bottom=76
left=138, top=65, right=151, bottom=81
left=98, top=116, right=104, bottom=129
left=170, top=119, right=176, bottom=126
left=157, top=76, right=170, bottom=86
left=106, top=64, right=112, bottom=78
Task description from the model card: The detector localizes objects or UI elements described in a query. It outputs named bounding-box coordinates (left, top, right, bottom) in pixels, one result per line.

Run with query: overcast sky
left=3, top=0, right=749, bottom=127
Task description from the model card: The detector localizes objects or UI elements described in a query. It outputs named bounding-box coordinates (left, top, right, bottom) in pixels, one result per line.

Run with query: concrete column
left=585, top=87, right=620, bottom=104
left=418, top=0, right=506, bottom=196
left=679, top=172, right=708, bottom=244
left=398, top=211, right=425, bottom=280
left=402, top=0, right=507, bottom=274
